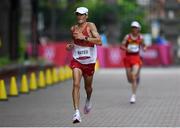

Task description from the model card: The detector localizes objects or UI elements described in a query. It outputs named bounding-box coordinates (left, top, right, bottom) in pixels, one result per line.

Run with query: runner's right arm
left=66, top=41, right=74, bottom=51
left=87, top=22, right=102, bottom=45
left=141, top=37, right=148, bottom=52
left=120, top=35, right=129, bottom=52
left=66, top=26, right=75, bottom=51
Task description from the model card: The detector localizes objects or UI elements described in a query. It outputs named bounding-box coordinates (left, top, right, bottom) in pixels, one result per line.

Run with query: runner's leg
left=136, top=66, right=141, bottom=85
left=129, top=64, right=140, bottom=103
left=72, top=68, right=83, bottom=110
left=72, top=68, right=83, bottom=123
left=83, top=75, right=93, bottom=114
left=131, top=64, right=140, bottom=94
left=84, top=75, right=93, bottom=101
left=126, top=68, right=132, bottom=83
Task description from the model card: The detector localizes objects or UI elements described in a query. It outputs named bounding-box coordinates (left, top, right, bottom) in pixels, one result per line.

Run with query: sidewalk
left=0, top=67, right=180, bottom=127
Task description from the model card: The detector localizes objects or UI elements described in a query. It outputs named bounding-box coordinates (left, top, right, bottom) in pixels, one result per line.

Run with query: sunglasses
left=75, top=12, right=87, bottom=16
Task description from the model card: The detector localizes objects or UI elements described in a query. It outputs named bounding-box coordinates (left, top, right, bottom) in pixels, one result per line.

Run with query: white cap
left=75, top=7, right=88, bottom=15
left=131, top=21, right=141, bottom=29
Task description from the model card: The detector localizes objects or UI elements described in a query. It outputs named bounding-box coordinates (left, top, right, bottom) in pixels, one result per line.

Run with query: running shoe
left=84, top=100, right=92, bottom=114
left=72, top=111, right=81, bottom=123
left=130, top=94, right=136, bottom=104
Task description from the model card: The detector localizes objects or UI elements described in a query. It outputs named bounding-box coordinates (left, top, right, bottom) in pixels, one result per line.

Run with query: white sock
left=75, top=109, right=80, bottom=113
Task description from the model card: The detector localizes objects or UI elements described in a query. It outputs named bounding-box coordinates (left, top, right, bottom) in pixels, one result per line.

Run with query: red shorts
left=70, top=59, right=95, bottom=76
left=124, top=55, right=142, bottom=68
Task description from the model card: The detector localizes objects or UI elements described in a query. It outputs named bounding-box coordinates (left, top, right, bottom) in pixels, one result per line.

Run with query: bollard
left=64, top=66, right=70, bottom=80
left=52, top=68, right=58, bottom=83
left=20, top=74, right=29, bottom=94
left=59, top=67, right=65, bottom=81
left=30, top=72, right=37, bottom=91
left=0, top=80, right=8, bottom=101
left=9, top=76, right=18, bottom=96
left=95, top=60, right=100, bottom=71
left=67, top=66, right=72, bottom=79
left=38, top=71, right=46, bottom=88
left=45, top=69, right=53, bottom=85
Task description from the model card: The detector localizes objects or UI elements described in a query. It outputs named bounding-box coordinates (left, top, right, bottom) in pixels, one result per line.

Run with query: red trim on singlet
left=72, top=23, right=95, bottom=47
left=125, top=34, right=142, bottom=55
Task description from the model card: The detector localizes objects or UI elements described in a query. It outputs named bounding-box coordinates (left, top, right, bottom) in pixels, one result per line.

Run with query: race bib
left=75, top=47, right=91, bottom=58
left=127, top=44, right=139, bottom=53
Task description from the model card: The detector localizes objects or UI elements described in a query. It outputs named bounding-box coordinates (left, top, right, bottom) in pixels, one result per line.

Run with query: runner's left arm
left=141, top=37, right=148, bottom=51
left=87, top=23, right=102, bottom=46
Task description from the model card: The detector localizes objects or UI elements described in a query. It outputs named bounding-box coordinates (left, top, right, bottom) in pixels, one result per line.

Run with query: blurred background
left=0, top=0, right=180, bottom=71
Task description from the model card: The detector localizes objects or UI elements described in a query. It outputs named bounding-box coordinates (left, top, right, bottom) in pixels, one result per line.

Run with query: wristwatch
left=85, top=36, right=88, bottom=41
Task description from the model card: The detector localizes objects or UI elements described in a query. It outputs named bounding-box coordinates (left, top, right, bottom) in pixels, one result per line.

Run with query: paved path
left=0, top=67, right=180, bottom=127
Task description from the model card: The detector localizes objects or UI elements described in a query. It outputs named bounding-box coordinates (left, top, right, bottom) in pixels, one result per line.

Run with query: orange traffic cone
left=95, top=60, right=100, bottom=71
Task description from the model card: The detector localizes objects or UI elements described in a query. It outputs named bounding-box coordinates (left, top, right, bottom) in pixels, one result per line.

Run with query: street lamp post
left=31, top=0, right=39, bottom=58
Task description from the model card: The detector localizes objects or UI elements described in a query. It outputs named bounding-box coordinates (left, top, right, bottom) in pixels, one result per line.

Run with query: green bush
left=39, top=0, right=149, bottom=43
left=0, top=57, right=11, bottom=66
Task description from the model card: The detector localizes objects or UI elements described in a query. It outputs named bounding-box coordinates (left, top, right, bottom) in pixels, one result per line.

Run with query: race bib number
left=75, top=47, right=91, bottom=58
left=127, top=44, right=139, bottom=52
